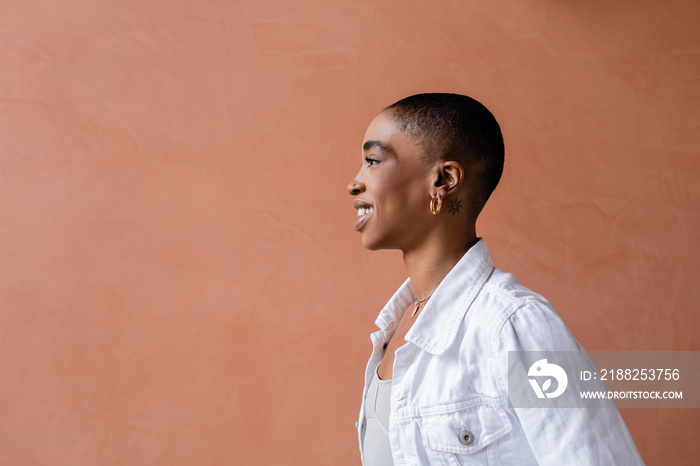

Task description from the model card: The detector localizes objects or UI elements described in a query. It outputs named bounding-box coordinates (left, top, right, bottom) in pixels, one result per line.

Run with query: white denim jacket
left=356, top=239, right=644, bottom=465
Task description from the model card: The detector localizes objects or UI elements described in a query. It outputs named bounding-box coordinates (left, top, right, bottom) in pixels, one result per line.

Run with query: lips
left=353, top=199, right=374, bottom=231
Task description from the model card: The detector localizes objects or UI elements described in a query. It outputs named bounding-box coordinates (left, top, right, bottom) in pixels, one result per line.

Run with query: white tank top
left=363, top=363, right=394, bottom=465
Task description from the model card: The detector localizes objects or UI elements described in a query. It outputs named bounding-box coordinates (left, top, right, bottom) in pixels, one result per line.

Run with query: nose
left=347, top=178, right=365, bottom=196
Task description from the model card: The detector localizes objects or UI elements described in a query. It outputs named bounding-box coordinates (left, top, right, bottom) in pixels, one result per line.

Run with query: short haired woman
left=347, top=93, right=643, bottom=465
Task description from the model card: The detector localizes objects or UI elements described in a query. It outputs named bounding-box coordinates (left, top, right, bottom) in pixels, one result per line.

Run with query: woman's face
left=347, top=110, right=436, bottom=251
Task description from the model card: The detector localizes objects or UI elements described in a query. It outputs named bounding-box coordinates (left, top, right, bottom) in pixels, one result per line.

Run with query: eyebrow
left=363, top=140, right=394, bottom=154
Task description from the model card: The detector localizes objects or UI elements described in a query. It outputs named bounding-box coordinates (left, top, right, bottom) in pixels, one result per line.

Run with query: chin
left=360, top=237, right=378, bottom=250
left=361, top=234, right=396, bottom=251
left=360, top=234, right=379, bottom=251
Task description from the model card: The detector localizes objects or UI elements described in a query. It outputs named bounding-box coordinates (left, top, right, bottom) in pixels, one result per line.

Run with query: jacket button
left=459, top=430, right=475, bottom=445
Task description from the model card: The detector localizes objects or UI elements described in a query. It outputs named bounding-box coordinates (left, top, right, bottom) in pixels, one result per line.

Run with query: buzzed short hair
left=385, top=93, right=504, bottom=217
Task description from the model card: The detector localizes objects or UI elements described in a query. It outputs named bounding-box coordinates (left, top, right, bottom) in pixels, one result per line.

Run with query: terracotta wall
left=1, top=0, right=698, bottom=464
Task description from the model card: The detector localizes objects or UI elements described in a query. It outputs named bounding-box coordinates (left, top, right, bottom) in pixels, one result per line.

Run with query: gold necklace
left=410, top=293, right=432, bottom=318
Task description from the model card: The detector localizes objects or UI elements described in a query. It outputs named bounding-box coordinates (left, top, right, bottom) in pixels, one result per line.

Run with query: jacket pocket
left=421, top=403, right=512, bottom=465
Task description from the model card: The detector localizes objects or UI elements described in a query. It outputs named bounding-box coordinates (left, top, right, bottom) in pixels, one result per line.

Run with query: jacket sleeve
left=493, top=301, right=645, bottom=466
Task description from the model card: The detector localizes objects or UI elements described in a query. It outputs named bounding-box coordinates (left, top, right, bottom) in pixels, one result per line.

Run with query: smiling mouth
left=354, top=206, right=373, bottom=231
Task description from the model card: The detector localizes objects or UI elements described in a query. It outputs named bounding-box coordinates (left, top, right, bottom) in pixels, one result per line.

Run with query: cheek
left=374, top=181, right=404, bottom=207
left=371, top=169, right=428, bottom=215
left=381, top=184, right=425, bottom=217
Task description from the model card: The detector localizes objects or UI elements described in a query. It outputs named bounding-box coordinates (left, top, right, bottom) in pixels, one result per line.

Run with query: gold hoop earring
left=430, top=195, right=442, bottom=215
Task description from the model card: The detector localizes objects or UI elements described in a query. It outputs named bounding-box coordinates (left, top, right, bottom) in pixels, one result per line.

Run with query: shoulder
left=482, top=267, right=548, bottom=307
left=474, top=267, right=583, bottom=352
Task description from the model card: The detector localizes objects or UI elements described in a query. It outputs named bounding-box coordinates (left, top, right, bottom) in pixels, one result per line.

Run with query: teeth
left=357, top=207, right=373, bottom=217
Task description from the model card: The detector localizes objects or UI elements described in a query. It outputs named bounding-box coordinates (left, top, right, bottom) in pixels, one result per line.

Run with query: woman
left=347, top=93, right=643, bottom=465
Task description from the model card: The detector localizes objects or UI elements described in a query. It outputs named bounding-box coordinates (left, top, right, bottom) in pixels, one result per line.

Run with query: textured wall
left=1, top=0, right=698, bottom=464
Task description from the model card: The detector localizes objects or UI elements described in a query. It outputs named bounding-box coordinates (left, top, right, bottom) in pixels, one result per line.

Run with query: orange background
left=1, top=0, right=698, bottom=464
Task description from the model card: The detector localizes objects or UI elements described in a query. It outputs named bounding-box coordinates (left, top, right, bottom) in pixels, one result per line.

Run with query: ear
left=431, top=161, right=465, bottom=198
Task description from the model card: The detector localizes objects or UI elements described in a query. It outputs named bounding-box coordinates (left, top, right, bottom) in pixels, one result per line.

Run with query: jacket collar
left=374, top=238, right=495, bottom=355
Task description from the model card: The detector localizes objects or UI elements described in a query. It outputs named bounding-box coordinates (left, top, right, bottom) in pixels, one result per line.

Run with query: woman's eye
left=365, top=157, right=379, bottom=166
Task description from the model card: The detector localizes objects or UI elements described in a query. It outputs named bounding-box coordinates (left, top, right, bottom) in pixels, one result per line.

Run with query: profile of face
left=347, top=110, right=440, bottom=251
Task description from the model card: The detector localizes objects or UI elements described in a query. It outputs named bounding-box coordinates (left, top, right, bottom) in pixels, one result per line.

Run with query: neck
left=402, top=227, right=478, bottom=299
